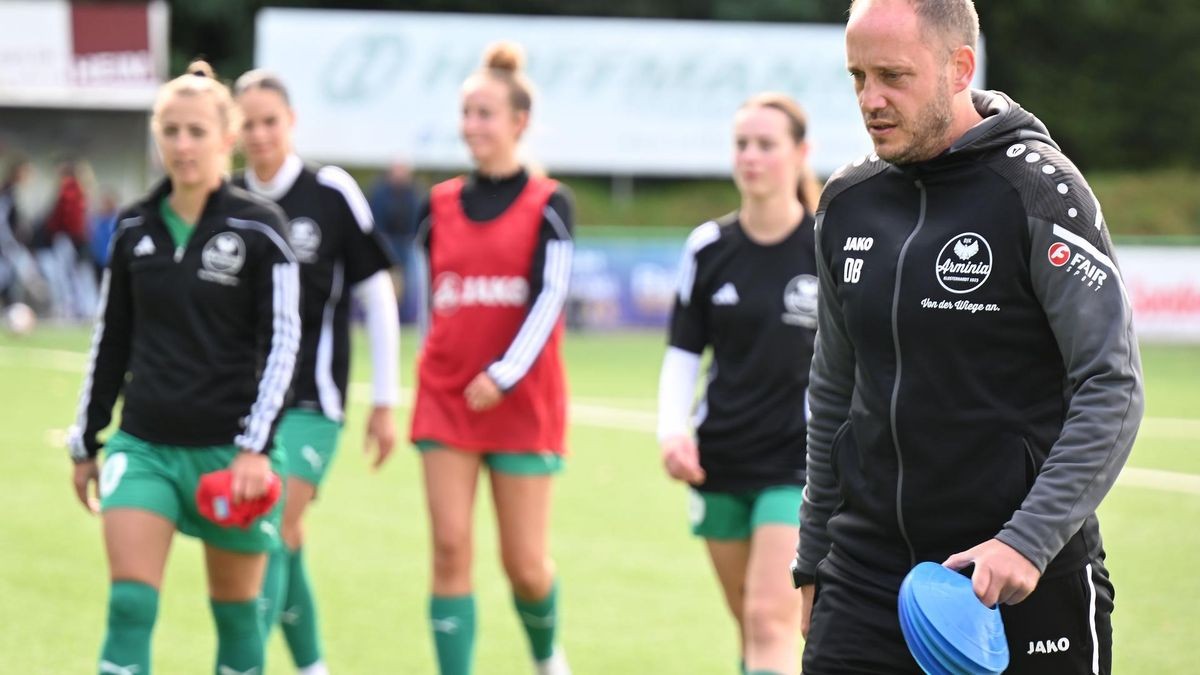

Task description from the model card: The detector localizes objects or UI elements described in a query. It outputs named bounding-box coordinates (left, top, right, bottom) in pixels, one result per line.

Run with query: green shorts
left=414, top=439, right=564, bottom=476
left=99, top=430, right=285, bottom=553
left=275, top=408, right=342, bottom=486
left=689, top=485, right=804, bottom=540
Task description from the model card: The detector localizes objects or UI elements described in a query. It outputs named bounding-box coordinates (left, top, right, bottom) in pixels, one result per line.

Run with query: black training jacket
left=795, top=91, right=1144, bottom=584
left=69, top=179, right=300, bottom=458
left=234, top=162, right=393, bottom=422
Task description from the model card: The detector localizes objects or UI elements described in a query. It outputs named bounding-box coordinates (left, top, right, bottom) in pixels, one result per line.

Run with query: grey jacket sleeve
left=996, top=186, right=1144, bottom=573
left=794, top=212, right=857, bottom=584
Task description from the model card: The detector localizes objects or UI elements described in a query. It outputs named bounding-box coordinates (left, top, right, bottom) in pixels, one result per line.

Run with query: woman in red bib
left=411, top=42, right=573, bottom=675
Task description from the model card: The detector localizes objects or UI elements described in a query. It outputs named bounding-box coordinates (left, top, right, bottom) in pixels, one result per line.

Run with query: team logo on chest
left=935, top=232, right=992, bottom=294
left=711, top=283, right=739, bottom=306
left=199, top=232, right=245, bottom=286
left=432, top=272, right=529, bottom=316
left=287, top=218, right=322, bottom=263
left=133, top=235, right=156, bottom=257
left=782, top=274, right=818, bottom=328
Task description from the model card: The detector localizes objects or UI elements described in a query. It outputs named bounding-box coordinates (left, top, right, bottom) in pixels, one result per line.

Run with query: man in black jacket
left=793, top=1, right=1143, bottom=673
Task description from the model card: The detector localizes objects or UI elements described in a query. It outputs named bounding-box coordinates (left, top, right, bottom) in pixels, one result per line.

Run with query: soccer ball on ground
left=4, top=302, right=37, bottom=336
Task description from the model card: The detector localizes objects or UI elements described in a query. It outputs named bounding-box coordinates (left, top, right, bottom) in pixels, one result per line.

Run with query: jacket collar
left=135, top=177, right=233, bottom=224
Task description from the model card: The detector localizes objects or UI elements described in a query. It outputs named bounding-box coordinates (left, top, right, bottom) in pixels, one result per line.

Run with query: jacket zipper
left=173, top=216, right=206, bottom=263
left=890, top=179, right=926, bottom=568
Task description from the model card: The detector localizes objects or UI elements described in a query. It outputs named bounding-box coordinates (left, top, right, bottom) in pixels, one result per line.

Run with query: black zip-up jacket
left=795, top=91, right=1144, bottom=584
left=68, top=180, right=301, bottom=458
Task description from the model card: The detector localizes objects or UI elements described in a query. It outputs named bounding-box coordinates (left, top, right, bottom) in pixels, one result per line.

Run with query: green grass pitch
left=1, top=328, right=1197, bottom=673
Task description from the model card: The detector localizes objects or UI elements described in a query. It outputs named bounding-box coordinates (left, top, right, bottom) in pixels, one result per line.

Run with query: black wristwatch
left=792, top=565, right=815, bottom=589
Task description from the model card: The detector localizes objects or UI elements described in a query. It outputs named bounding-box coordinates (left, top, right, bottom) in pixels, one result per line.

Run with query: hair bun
left=187, top=59, right=216, bottom=79
left=482, top=42, right=525, bottom=73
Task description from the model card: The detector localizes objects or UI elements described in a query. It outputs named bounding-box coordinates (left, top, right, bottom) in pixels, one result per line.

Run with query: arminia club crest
left=287, top=218, right=322, bottom=263
left=935, top=232, right=992, bottom=294
left=199, top=232, right=246, bottom=286
left=782, top=274, right=818, bottom=328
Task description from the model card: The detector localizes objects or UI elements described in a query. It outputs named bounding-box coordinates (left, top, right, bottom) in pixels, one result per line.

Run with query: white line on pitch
left=9, top=344, right=1200, bottom=495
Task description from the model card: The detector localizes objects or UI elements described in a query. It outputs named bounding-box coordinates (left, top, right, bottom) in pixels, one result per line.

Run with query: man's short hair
left=850, top=0, right=980, bottom=52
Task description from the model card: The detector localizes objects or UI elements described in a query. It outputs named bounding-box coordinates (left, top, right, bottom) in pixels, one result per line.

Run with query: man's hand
left=364, top=405, right=396, bottom=470
left=800, top=583, right=816, bottom=639
left=943, top=538, right=1041, bottom=607
left=464, top=372, right=503, bottom=412
left=659, top=434, right=706, bottom=485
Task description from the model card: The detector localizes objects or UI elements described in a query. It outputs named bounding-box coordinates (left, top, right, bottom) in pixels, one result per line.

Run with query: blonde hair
left=740, top=92, right=822, bottom=214
left=474, top=41, right=535, bottom=114
left=233, top=68, right=292, bottom=106
left=151, top=60, right=241, bottom=138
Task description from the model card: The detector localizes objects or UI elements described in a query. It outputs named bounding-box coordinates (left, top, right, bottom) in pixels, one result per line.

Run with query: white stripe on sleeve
left=228, top=219, right=298, bottom=263
left=314, top=263, right=345, bottom=420
left=68, top=268, right=112, bottom=460
left=414, top=241, right=431, bottom=344
left=676, top=221, right=720, bottom=306
left=317, top=165, right=375, bottom=233
left=486, top=239, right=573, bottom=390
left=1050, top=224, right=1127, bottom=296
left=543, top=203, right=571, bottom=241
left=67, top=217, right=140, bottom=460
left=235, top=262, right=301, bottom=452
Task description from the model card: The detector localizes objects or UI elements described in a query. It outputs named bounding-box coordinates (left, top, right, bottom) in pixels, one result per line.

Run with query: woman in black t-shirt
left=657, top=93, right=821, bottom=675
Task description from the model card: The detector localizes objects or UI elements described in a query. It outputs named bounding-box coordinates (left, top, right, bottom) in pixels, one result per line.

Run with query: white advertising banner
left=1118, top=246, right=1200, bottom=342
left=0, top=0, right=168, bottom=110
left=256, top=9, right=985, bottom=176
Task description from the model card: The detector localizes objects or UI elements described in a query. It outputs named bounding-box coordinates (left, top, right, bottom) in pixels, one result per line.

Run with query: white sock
left=298, top=662, right=329, bottom=675
left=536, top=648, right=571, bottom=675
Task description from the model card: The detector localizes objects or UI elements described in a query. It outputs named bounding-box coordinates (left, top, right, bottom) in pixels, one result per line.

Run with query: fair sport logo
left=1048, top=242, right=1071, bottom=267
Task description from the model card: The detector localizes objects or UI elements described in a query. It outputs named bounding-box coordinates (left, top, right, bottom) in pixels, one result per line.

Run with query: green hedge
left=1089, top=170, right=1200, bottom=237
left=567, top=170, right=1200, bottom=238
left=349, top=166, right=1200, bottom=239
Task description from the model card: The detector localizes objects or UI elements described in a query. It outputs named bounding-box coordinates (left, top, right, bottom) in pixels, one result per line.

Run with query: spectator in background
left=1, top=156, right=32, bottom=246
left=0, top=156, right=47, bottom=309
left=89, top=189, right=120, bottom=271
left=369, top=159, right=423, bottom=322
left=43, top=160, right=88, bottom=250
left=36, top=161, right=98, bottom=318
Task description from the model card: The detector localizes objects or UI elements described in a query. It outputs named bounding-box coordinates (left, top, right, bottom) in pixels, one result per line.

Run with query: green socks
left=281, top=547, right=324, bottom=668
left=211, top=598, right=263, bottom=674
left=430, top=594, right=476, bottom=675
left=258, top=547, right=289, bottom=639
left=258, top=546, right=324, bottom=669
left=514, top=581, right=559, bottom=662
left=100, top=581, right=158, bottom=675
left=100, top=583, right=269, bottom=675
